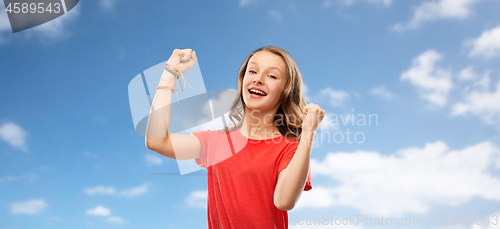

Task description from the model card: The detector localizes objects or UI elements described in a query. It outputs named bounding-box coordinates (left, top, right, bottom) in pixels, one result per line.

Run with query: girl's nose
left=253, top=74, right=264, bottom=84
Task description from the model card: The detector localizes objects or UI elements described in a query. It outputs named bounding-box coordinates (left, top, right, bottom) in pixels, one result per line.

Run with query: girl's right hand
left=167, top=49, right=198, bottom=74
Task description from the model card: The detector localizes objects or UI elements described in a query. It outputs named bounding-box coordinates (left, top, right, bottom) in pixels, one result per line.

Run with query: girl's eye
left=248, top=70, right=276, bottom=79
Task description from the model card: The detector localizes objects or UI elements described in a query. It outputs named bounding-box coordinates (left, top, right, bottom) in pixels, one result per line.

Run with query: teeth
left=250, top=89, right=266, bottom=96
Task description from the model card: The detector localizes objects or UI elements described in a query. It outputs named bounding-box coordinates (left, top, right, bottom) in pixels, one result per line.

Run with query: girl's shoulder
left=191, top=128, right=230, bottom=139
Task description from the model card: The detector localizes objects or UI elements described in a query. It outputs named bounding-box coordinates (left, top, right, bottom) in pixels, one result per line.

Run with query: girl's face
left=242, top=51, right=287, bottom=113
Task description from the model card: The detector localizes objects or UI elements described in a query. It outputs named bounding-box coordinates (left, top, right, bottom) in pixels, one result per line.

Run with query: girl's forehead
left=248, top=52, right=286, bottom=70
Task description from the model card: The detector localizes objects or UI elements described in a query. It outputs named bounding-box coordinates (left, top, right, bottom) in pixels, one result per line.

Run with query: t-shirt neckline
left=237, top=128, right=283, bottom=142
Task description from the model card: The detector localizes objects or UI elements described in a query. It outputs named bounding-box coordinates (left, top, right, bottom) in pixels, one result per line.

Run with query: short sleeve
left=278, top=142, right=313, bottom=191
left=192, top=130, right=211, bottom=168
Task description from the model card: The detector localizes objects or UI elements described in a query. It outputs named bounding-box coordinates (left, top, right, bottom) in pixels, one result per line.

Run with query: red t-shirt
left=192, top=128, right=312, bottom=229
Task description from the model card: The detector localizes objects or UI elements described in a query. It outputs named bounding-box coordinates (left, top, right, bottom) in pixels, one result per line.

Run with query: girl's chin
left=246, top=104, right=263, bottom=111
left=245, top=103, right=267, bottom=112
left=245, top=102, right=277, bottom=112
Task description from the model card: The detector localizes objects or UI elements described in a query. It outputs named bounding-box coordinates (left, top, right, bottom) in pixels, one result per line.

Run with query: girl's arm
left=145, top=49, right=201, bottom=160
left=274, top=103, right=325, bottom=211
left=145, top=69, right=176, bottom=141
left=273, top=131, right=314, bottom=211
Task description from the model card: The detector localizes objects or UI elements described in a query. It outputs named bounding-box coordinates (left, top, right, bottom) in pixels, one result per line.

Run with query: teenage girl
left=145, top=46, right=326, bottom=229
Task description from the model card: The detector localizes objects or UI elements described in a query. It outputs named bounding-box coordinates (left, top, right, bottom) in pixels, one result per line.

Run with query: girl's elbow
left=274, top=198, right=295, bottom=211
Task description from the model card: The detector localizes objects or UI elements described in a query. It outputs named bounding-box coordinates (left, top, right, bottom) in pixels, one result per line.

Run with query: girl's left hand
left=302, top=103, right=326, bottom=134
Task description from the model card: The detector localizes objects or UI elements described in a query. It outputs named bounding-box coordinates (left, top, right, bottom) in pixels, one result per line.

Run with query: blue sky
left=1, top=0, right=500, bottom=228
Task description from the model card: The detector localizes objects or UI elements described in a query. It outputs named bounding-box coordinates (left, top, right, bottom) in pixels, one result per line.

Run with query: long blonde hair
left=223, top=46, right=307, bottom=141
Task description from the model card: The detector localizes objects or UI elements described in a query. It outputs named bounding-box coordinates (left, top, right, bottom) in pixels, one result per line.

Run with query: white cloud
left=84, top=151, right=99, bottom=159
left=303, top=83, right=312, bottom=103
left=400, top=50, right=452, bottom=106
left=100, top=0, right=119, bottom=11
left=319, top=88, right=350, bottom=107
left=305, top=85, right=352, bottom=107
left=392, top=0, right=481, bottom=31
left=452, top=79, right=500, bottom=127
left=319, top=113, right=340, bottom=132
left=458, top=66, right=479, bottom=81
left=335, top=0, right=356, bottom=5
left=10, top=199, right=46, bottom=214
left=323, top=0, right=392, bottom=8
left=239, top=0, right=257, bottom=7
left=0, top=176, right=18, bottom=184
left=288, top=2, right=298, bottom=15
left=84, top=184, right=148, bottom=197
left=186, top=190, right=207, bottom=208
left=117, top=46, right=126, bottom=59
left=106, top=216, right=125, bottom=223
left=466, top=24, right=500, bottom=58
left=86, top=206, right=111, bottom=216
left=118, top=184, right=148, bottom=197
left=85, top=206, right=126, bottom=223
left=145, top=153, right=163, bottom=166
left=94, top=116, right=107, bottom=122
left=368, top=85, right=394, bottom=99
left=84, top=186, right=116, bottom=195
left=296, top=140, right=500, bottom=216
left=472, top=71, right=492, bottom=91
left=295, top=186, right=336, bottom=209
left=0, top=122, right=29, bottom=152
left=323, top=0, right=336, bottom=9
left=268, top=10, right=283, bottom=21
left=0, top=174, right=38, bottom=184
left=367, top=0, right=392, bottom=6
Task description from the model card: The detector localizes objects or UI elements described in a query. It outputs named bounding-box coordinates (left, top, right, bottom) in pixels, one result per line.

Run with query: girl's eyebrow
left=248, top=62, right=282, bottom=74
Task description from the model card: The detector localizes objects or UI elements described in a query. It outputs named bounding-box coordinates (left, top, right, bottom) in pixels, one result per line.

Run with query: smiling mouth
left=248, top=89, right=267, bottom=96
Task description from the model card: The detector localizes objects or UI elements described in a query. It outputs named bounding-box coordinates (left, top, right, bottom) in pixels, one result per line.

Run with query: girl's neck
left=240, top=107, right=281, bottom=139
